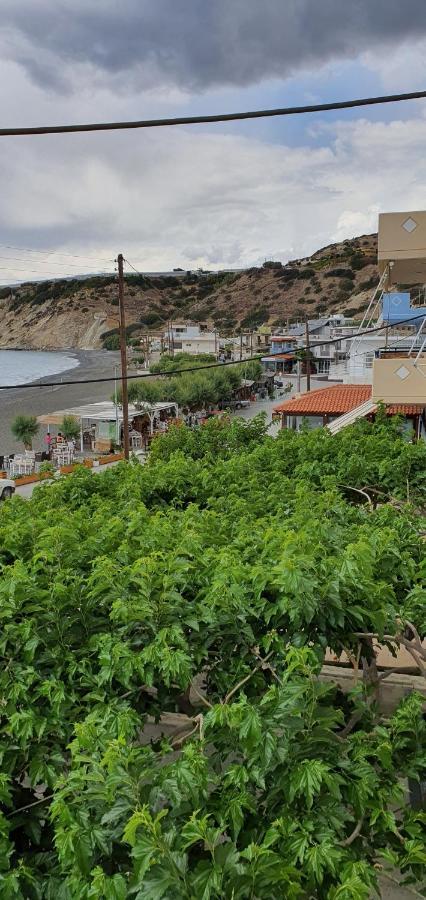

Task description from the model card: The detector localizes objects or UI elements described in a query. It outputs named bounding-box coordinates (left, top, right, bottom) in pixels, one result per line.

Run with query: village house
left=165, top=323, right=218, bottom=356
left=273, top=383, right=425, bottom=438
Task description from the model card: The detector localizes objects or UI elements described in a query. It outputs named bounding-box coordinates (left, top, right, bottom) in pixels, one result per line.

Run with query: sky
left=0, top=0, right=426, bottom=281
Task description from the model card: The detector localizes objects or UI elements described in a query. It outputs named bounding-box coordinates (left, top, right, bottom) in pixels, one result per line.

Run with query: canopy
left=37, top=400, right=177, bottom=426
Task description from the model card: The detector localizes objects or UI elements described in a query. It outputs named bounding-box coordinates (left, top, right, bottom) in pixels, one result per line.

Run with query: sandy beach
left=0, top=350, right=122, bottom=453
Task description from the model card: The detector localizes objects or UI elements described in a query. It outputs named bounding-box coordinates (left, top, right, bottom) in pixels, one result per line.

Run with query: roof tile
left=273, top=384, right=424, bottom=417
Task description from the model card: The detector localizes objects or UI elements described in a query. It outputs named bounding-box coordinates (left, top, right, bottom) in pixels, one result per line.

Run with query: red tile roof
left=273, top=384, right=424, bottom=417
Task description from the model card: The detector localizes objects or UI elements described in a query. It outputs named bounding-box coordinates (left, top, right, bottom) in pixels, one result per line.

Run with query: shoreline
left=0, top=349, right=121, bottom=453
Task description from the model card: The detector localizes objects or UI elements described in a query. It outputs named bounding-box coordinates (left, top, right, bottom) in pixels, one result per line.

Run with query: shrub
left=0, top=418, right=425, bottom=895
left=60, top=416, right=81, bottom=441
left=11, top=414, right=39, bottom=449
left=102, top=333, right=120, bottom=350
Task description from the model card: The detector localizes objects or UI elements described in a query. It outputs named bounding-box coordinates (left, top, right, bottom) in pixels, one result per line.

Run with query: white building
left=166, top=324, right=218, bottom=356
left=289, top=317, right=359, bottom=375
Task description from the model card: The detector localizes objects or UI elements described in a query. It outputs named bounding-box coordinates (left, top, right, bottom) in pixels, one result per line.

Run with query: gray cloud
left=0, top=116, right=426, bottom=279
left=2, top=0, right=426, bottom=93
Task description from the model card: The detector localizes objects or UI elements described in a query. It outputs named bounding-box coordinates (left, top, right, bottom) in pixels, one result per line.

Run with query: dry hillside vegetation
left=0, top=233, right=378, bottom=349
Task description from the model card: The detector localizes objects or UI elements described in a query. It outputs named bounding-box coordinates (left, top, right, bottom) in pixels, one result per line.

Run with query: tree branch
left=224, top=651, right=274, bottom=704
left=352, top=631, right=426, bottom=678
left=10, top=793, right=53, bottom=816
left=170, top=714, right=204, bottom=748
left=339, top=710, right=364, bottom=739
left=339, top=815, right=365, bottom=847
left=191, top=682, right=213, bottom=710
left=337, top=484, right=373, bottom=509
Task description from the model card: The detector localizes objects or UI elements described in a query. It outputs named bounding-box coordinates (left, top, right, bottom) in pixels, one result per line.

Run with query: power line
left=0, top=310, right=425, bottom=391
left=124, top=259, right=143, bottom=276
left=0, top=90, right=425, bottom=138
left=0, top=254, right=114, bottom=271
left=0, top=243, right=113, bottom=263
left=0, top=265, right=114, bottom=278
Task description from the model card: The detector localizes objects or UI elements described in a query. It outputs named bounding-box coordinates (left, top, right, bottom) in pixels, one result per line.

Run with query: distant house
left=262, top=335, right=298, bottom=373
left=166, top=324, right=218, bottom=356
left=273, top=383, right=425, bottom=437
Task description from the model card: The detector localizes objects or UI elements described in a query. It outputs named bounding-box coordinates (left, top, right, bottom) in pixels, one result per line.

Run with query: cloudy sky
left=0, top=0, right=426, bottom=281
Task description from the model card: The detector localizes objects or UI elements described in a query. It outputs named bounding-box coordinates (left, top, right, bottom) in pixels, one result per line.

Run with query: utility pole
left=239, top=333, right=243, bottom=361
left=305, top=317, right=311, bottom=393
left=117, top=253, right=130, bottom=460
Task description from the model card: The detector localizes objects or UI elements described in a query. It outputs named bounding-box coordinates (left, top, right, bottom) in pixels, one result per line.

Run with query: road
left=233, top=375, right=330, bottom=434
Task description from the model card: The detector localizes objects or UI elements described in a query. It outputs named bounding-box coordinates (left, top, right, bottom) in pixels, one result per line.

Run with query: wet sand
left=0, top=350, right=122, bottom=453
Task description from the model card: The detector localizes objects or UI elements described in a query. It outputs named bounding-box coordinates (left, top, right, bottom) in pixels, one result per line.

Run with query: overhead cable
left=0, top=90, right=425, bottom=138
left=1, top=310, right=426, bottom=390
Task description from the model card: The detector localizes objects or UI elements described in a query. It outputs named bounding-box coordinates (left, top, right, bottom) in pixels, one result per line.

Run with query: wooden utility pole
left=239, top=333, right=243, bottom=361
left=117, top=253, right=130, bottom=460
left=305, top=317, right=311, bottom=393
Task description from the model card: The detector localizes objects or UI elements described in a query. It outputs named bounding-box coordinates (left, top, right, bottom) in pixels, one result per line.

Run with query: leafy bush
left=240, top=307, right=268, bottom=329
left=102, top=333, right=121, bottom=350
left=60, top=415, right=80, bottom=441
left=11, top=414, right=39, bottom=449
left=38, top=460, right=55, bottom=477
left=0, top=420, right=424, bottom=894
left=139, top=312, right=165, bottom=327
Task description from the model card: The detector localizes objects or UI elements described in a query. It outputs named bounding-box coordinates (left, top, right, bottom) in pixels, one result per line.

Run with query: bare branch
left=404, top=620, right=425, bottom=653
left=337, top=484, right=373, bottom=509
left=377, top=667, right=403, bottom=682
left=340, top=815, right=365, bottom=847
left=191, top=682, right=213, bottom=710
left=339, top=710, right=364, bottom=739
left=10, top=794, right=53, bottom=816
left=224, top=651, right=274, bottom=704
left=170, top=714, right=204, bottom=749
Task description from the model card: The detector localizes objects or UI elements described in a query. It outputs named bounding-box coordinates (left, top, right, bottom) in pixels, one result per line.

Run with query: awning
left=37, top=400, right=178, bottom=426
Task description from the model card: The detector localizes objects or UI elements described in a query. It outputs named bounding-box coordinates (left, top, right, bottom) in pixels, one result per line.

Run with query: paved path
left=233, top=375, right=329, bottom=433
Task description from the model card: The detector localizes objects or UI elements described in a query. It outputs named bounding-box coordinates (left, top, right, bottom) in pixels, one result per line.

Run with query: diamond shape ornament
left=395, top=365, right=410, bottom=380
left=402, top=217, right=417, bottom=233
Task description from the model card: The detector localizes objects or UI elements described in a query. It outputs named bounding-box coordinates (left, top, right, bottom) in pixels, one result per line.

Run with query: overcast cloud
left=0, top=1, right=425, bottom=277
left=2, top=0, right=426, bottom=92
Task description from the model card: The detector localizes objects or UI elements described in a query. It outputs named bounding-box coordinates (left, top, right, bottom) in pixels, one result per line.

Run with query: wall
left=378, top=210, right=426, bottom=283
left=372, top=357, right=426, bottom=403
left=177, top=339, right=217, bottom=355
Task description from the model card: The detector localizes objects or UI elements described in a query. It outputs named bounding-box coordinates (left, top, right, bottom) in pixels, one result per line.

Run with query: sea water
left=0, top=350, right=79, bottom=387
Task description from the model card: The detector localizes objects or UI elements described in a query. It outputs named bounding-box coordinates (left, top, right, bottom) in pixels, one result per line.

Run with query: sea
left=0, top=350, right=79, bottom=387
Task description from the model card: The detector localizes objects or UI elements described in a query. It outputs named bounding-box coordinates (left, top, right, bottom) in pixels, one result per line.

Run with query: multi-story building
left=165, top=324, right=218, bottom=356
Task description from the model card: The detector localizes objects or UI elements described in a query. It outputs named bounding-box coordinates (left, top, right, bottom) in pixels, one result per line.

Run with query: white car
left=0, top=479, right=15, bottom=500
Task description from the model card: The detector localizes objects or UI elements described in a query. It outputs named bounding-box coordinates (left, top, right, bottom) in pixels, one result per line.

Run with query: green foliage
left=150, top=353, right=216, bottom=374
left=102, top=333, right=121, bottom=351
left=38, top=461, right=56, bottom=477
left=0, top=419, right=424, bottom=894
left=11, top=414, right=39, bottom=449
left=60, top=416, right=80, bottom=441
left=240, top=307, right=268, bottom=329
left=118, top=360, right=262, bottom=412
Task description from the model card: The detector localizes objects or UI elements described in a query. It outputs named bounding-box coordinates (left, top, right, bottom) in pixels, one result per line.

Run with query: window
left=173, top=341, right=182, bottom=349
left=174, top=327, right=185, bottom=334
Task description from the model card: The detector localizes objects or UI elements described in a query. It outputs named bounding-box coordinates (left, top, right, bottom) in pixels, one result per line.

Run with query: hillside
left=0, top=233, right=378, bottom=349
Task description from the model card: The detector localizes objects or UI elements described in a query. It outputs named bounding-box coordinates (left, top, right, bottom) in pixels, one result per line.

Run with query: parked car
left=219, top=399, right=250, bottom=410
left=0, top=479, right=15, bottom=500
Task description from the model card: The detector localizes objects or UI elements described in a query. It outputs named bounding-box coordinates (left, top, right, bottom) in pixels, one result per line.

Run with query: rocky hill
left=0, top=233, right=378, bottom=350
